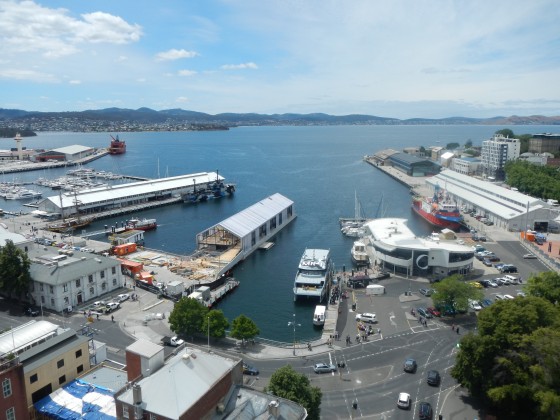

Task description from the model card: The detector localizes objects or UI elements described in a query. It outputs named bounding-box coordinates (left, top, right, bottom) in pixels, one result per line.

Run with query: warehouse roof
left=51, top=145, right=94, bottom=154
left=217, top=193, right=293, bottom=237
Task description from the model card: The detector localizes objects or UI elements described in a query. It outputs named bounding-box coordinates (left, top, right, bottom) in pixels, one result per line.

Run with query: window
left=75, top=279, right=81, bottom=287
left=122, top=406, right=129, bottom=419
left=102, top=282, right=106, bottom=291
left=75, top=349, right=82, bottom=358
left=30, top=374, right=38, bottom=384
left=2, top=378, right=11, bottom=397
left=100, top=271, right=105, bottom=279
left=57, top=359, right=65, bottom=369
left=112, top=267, right=116, bottom=275
left=88, top=275, right=94, bottom=283
left=64, top=297, right=69, bottom=305
left=58, top=375, right=66, bottom=385
left=89, top=287, right=94, bottom=295
left=40, top=283, right=44, bottom=292
left=50, top=298, right=54, bottom=306
left=279, top=212, right=283, bottom=225
left=77, top=365, right=83, bottom=374
left=287, top=205, right=293, bottom=217
left=6, top=407, right=15, bottom=420
left=63, top=283, right=68, bottom=292
left=251, top=231, right=256, bottom=246
left=49, top=285, right=54, bottom=294
left=113, top=278, right=117, bottom=286
left=41, top=296, right=45, bottom=304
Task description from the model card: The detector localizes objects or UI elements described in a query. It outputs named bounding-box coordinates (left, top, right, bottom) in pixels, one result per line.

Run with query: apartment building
left=481, top=134, right=520, bottom=180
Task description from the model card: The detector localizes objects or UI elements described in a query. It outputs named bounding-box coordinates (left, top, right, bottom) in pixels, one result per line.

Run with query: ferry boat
left=125, top=218, right=157, bottom=231
left=108, top=135, right=126, bottom=155
left=411, top=186, right=462, bottom=231
left=293, top=249, right=334, bottom=302
left=351, top=240, right=369, bottom=266
left=313, top=305, right=326, bottom=327
left=182, top=178, right=235, bottom=203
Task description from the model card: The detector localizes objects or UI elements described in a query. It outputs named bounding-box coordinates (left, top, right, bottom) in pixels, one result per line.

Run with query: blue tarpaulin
left=34, top=379, right=116, bottom=419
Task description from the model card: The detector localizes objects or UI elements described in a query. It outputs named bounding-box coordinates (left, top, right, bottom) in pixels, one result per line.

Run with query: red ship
left=411, top=187, right=462, bottom=231
left=109, top=135, right=126, bottom=154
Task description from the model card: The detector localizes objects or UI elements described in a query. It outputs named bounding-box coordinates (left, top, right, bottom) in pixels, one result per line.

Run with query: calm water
left=3, top=125, right=557, bottom=341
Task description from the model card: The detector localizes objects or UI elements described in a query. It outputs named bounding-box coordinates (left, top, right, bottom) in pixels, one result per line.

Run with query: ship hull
left=411, top=201, right=462, bottom=231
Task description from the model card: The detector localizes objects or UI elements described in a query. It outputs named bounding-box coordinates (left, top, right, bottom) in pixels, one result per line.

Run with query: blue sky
left=1, top=0, right=559, bottom=118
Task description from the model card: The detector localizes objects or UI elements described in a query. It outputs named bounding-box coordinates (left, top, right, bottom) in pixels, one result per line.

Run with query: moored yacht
left=293, top=249, right=334, bottom=302
left=351, top=240, right=369, bottom=266
left=313, top=305, right=326, bottom=327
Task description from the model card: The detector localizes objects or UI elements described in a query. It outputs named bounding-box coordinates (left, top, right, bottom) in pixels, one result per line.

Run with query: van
left=504, top=275, right=520, bottom=284
left=366, top=284, right=385, bottom=295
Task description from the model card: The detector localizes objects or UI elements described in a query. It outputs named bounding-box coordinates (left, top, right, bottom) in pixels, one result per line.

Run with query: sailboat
left=46, top=191, right=95, bottom=233
left=340, top=191, right=369, bottom=237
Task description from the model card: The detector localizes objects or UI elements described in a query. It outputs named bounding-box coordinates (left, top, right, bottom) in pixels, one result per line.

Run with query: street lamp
left=288, top=313, right=301, bottom=356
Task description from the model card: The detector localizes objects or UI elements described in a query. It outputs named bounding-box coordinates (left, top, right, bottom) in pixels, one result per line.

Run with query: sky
left=1, top=0, right=559, bottom=119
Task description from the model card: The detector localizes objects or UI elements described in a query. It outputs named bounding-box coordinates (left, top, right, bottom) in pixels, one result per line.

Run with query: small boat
left=46, top=216, right=94, bottom=233
left=108, top=134, right=126, bottom=154
left=5, top=190, right=42, bottom=200
left=313, top=305, right=326, bottom=327
left=351, top=240, right=369, bottom=266
left=293, top=249, right=334, bottom=302
left=125, top=218, right=157, bottom=231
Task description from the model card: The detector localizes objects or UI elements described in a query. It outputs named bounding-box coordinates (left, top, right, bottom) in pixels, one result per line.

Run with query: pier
left=363, top=155, right=431, bottom=196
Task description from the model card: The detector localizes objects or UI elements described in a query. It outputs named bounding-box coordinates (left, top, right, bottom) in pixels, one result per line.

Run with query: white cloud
left=0, top=69, right=57, bottom=83
left=155, top=49, right=199, bottom=61
left=178, top=70, right=197, bottom=77
left=68, top=80, right=81, bottom=85
left=176, top=96, right=189, bottom=103
left=221, top=62, right=258, bottom=70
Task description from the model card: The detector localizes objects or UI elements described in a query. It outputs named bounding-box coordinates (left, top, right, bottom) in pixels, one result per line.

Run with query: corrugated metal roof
left=126, top=339, right=163, bottom=358
left=41, top=172, right=223, bottom=209
left=0, top=320, right=60, bottom=355
left=217, top=193, right=293, bottom=237
left=52, top=145, right=94, bottom=154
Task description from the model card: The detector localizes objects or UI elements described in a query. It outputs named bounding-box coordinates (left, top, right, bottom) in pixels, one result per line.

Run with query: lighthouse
left=14, top=132, right=23, bottom=160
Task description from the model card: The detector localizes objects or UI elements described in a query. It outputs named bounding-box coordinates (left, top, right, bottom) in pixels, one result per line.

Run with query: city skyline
left=1, top=0, right=559, bottom=119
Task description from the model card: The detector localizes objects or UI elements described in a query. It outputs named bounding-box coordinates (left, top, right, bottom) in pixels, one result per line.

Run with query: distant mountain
left=0, top=107, right=559, bottom=132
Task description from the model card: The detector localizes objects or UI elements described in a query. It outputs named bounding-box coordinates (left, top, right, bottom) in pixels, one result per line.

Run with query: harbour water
left=1, top=125, right=557, bottom=341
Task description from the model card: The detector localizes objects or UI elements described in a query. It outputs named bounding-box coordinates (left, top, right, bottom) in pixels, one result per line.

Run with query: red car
left=427, top=307, right=441, bottom=317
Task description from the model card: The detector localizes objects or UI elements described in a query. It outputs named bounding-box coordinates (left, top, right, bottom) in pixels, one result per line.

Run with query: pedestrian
left=111, top=315, right=114, bottom=322
left=96, top=314, right=99, bottom=320
left=456, top=326, right=460, bottom=334
left=452, top=323, right=455, bottom=331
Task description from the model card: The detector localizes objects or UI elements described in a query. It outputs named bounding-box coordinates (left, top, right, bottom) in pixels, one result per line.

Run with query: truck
left=161, top=336, right=185, bottom=347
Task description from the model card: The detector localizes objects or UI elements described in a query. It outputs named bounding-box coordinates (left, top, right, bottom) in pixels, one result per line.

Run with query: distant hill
left=0, top=107, right=559, bottom=133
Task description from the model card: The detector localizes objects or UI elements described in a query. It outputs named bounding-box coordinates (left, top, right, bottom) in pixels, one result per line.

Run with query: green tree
left=168, top=297, right=208, bottom=337
left=230, top=314, right=259, bottom=343
left=446, top=142, right=460, bottom=150
left=525, top=272, right=560, bottom=305
left=496, top=128, right=514, bottom=138
left=202, top=309, right=230, bottom=339
left=452, top=296, right=560, bottom=418
left=0, top=240, right=32, bottom=299
left=265, top=365, right=322, bottom=420
left=464, top=139, right=473, bottom=148
left=431, top=274, right=484, bottom=313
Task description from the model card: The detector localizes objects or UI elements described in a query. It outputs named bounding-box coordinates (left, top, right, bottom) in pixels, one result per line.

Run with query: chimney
left=132, top=384, right=142, bottom=405
left=268, top=400, right=280, bottom=418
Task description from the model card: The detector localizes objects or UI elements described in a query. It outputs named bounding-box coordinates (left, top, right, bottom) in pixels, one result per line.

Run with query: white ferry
left=293, top=249, right=334, bottom=302
left=313, top=305, right=326, bottom=327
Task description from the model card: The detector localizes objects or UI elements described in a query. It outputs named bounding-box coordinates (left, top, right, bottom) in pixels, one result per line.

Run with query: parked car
left=478, top=236, right=487, bottom=242
left=486, top=255, right=500, bottom=262
left=418, top=401, right=433, bottom=420
left=416, top=307, right=432, bottom=318
left=397, top=392, right=411, bottom=409
left=517, top=291, right=526, bottom=297
left=419, top=288, right=433, bottom=296
left=494, top=294, right=505, bottom=300
left=427, top=307, right=441, bottom=317
left=487, top=280, right=498, bottom=288
left=503, top=294, right=515, bottom=300
left=403, top=358, right=417, bottom=373
left=480, top=298, right=493, bottom=307
left=24, top=306, right=40, bottom=317
left=427, top=370, right=441, bottom=386
left=117, top=293, right=129, bottom=302
left=494, top=263, right=505, bottom=270
left=92, top=301, right=106, bottom=309
left=469, top=300, right=482, bottom=311
left=243, top=363, right=259, bottom=376
left=314, top=363, right=337, bottom=374
left=105, top=302, right=120, bottom=312
left=482, top=258, right=493, bottom=267
left=468, top=281, right=483, bottom=289
left=355, top=312, right=377, bottom=323
left=523, top=253, right=537, bottom=259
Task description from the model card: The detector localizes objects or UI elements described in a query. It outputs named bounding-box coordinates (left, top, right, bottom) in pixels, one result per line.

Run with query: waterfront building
left=33, top=145, right=96, bottom=163
left=28, top=247, right=123, bottom=312
left=195, top=192, right=296, bottom=279
left=365, top=218, right=474, bottom=278
left=37, top=172, right=226, bottom=217
left=368, top=149, right=400, bottom=165
left=387, top=153, right=440, bottom=176
left=0, top=320, right=91, bottom=415
left=528, top=133, right=560, bottom=154
left=426, top=170, right=555, bottom=231
left=481, top=134, right=520, bottom=180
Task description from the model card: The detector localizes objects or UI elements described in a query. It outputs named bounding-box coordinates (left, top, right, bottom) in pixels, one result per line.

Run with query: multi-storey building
left=0, top=321, right=91, bottom=416
left=28, top=247, right=123, bottom=312
left=528, top=133, right=560, bottom=154
left=481, top=134, right=520, bottom=180
left=451, top=157, right=481, bottom=175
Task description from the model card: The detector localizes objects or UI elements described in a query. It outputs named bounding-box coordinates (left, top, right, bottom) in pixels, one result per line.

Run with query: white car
left=469, top=300, right=482, bottom=311
left=494, top=294, right=505, bottom=300
left=523, top=253, right=537, bottom=259
left=117, top=293, right=129, bottom=302
left=503, top=294, right=515, bottom=300
left=397, top=392, right=411, bottom=409
left=106, top=302, right=120, bottom=311
left=92, top=301, right=106, bottom=308
left=487, top=280, right=498, bottom=288
left=355, top=312, right=377, bottom=323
